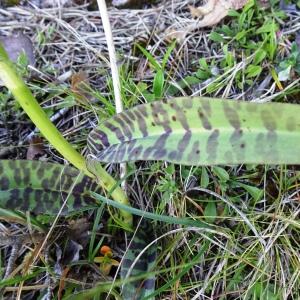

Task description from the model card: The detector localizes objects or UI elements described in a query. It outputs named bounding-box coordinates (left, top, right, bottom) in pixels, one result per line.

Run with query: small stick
left=4, top=243, right=21, bottom=279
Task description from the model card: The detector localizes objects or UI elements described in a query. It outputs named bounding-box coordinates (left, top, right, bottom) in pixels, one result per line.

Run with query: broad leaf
left=88, top=97, right=300, bottom=165
left=204, top=202, right=217, bottom=223
left=0, top=160, right=101, bottom=214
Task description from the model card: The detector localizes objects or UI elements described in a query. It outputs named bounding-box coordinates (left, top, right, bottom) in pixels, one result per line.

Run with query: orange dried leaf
left=58, top=267, right=70, bottom=300
left=71, top=70, right=91, bottom=103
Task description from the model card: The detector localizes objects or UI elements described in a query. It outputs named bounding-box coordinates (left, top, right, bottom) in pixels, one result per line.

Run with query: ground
left=0, top=0, right=300, bottom=299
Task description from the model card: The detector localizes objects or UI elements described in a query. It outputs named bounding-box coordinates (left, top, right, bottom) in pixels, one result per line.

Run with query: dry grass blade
left=96, top=0, right=127, bottom=189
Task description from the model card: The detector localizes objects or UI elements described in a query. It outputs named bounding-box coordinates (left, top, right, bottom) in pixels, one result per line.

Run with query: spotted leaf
left=0, top=160, right=101, bottom=215
left=121, top=220, right=157, bottom=300
left=88, top=97, right=300, bottom=165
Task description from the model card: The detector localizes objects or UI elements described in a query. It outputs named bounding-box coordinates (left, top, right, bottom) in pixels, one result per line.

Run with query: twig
left=4, top=285, right=49, bottom=292
left=4, top=243, right=21, bottom=279
left=44, top=246, right=52, bottom=300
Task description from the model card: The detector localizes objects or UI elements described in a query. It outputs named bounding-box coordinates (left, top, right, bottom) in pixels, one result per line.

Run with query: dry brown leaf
left=26, top=137, right=45, bottom=160
left=189, top=5, right=200, bottom=18
left=71, top=70, right=88, bottom=91
left=71, top=70, right=92, bottom=104
left=191, top=0, right=248, bottom=24
left=189, top=1, right=218, bottom=18
left=165, top=28, right=188, bottom=43
left=189, top=5, right=204, bottom=18
left=68, top=218, right=90, bottom=247
left=167, top=0, right=248, bottom=42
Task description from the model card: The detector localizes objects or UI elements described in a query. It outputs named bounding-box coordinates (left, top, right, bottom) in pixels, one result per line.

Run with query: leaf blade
left=88, top=97, right=300, bottom=166
left=0, top=160, right=101, bottom=215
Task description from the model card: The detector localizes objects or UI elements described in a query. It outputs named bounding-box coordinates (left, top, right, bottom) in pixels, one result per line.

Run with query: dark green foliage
left=0, top=160, right=101, bottom=215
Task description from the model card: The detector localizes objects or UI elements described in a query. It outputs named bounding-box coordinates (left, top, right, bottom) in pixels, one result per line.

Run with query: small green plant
left=212, top=0, right=280, bottom=56
left=135, top=40, right=176, bottom=101
left=208, top=0, right=280, bottom=90
left=278, top=42, right=300, bottom=81
left=168, top=0, right=291, bottom=96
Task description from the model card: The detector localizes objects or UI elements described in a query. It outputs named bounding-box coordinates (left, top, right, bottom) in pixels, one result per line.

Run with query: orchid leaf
left=121, top=220, right=157, bottom=300
left=88, top=97, right=300, bottom=165
left=0, top=160, right=101, bottom=215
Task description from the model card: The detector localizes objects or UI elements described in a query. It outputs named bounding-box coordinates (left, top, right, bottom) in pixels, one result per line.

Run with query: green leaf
left=153, top=69, right=164, bottom=99
left=256, top=22, right=278, bottom=34
left=212, top=166, right=229, bottom=182
left=165, top=76, right=201, bottom=96
left=264, top=30, right=277, bottom=60
left=136, top=44, right=161, bottom=71
left=253, top=49, right=266, bottom=65
left=204, top=202, right=217, bottom=223
left=142, top=92, right=156, bottom=102
left=196, top=70, right=210, bottom=80
left=227, top=9, right=240, bottom=17
left=87, top=97, right=300, bottom=166
left=0, top=270, right=44, bottom=288
left=182, top=75, right=201, bottom=86
left=250, top=282, right=280, bottom=300
left=220, top=25, right=234, bottom=37
left=162, top=40, right=176, bottom=70
left=199, top=58, right=209, bottom=71
left=278, top=65, right=291, bottom=81
left=91, top=192, right=208, bottom=228
left=223, top=45, right=235, bottom=68
left=206, top=82, right=219, bottom=93
left=236, top=182, right=263, bottom=201
left=200, top=167, right=209, bottom=188
left=235, top=30, right=247, bottom=41
left=246, top=65, right=262, bottom=78
left=121, top=220, right=157, bottom=300
left=0, top=160, right=101, bottom=214
left=209, top=32, right=224, bottom=43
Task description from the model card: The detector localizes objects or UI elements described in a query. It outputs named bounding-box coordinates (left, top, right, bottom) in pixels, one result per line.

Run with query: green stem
left=0, top=44, right=132, bottom=227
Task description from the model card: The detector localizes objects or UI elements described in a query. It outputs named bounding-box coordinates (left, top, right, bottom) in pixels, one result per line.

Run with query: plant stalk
left=0, top=44, right=132, bottom=227
left=96, top=0, right=127, bottom=190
